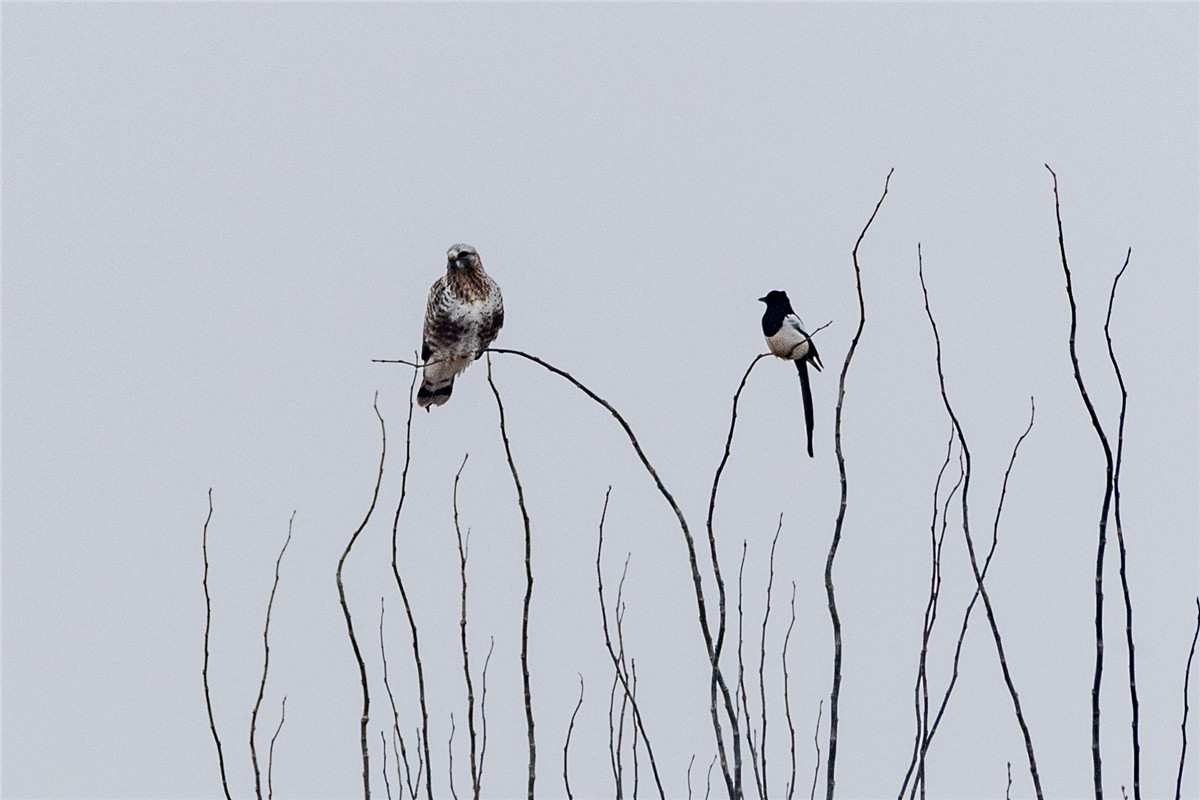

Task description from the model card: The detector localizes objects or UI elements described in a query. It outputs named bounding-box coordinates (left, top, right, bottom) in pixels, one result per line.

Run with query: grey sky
left=4, top=4, right=1197, bottom=799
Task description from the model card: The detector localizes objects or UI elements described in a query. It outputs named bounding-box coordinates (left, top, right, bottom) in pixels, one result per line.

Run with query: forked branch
left=252, top=513, right=294, bottom=800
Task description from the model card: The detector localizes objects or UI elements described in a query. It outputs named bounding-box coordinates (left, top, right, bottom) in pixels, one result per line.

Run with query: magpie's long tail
left=796, top=359, right=815, bottom=458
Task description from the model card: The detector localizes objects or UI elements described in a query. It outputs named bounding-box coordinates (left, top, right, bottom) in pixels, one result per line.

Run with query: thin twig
left=783, top=584, right=798, bottom=800
left=826, top=167, right=893, bottom=800
left=485, top=354, right=536, bottom=800
left=920, top=245, right=1043, bottom=800
left=268, top=696, right=285, bottom=800
left=615, top=563, right=631, bottom=800
left=379, top=599, right=417, bottom=800
left=564, top=675, right=585, bottom=800
left=252, top=512, right=294, bottom=800
left=708, top=352, right=771, bottom=660
left=758, top=519, right=782, bottom=799
left=478, top=637, right=494, bottom=792
left=1177, top=598, right=1200, bottom=800
left=707, top=353, right=770, bottom=798
left=596, top=488, right=667, bottom=799
left=388, top=367, right=432, bottom=800
left=382, top=730, right=394, bottom=800
left=810, top=701, right=823, bottom=800
left=632, top=661, right=641, bottom=800
left=201, top=488, right=233, bottom=800
left=1048, top=164, right=1115, bottom=800
left=451, top=454, right=481, bottom=800
left=336, top=394, right=388, bottom=800
left=737, top=542, right=761, bottom=800
left=609, top=661, right=624, bottom=799
left=1105, top=251, right=1141, bottom=800
left=448, top=715, right=458, bottom=800
left=899, top=428, right=955, bottom=800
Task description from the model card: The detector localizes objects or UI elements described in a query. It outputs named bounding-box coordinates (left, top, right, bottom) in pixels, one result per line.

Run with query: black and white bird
left=417, top=244, right=504, bottom=409
left=759, top=290, right=823, bottom=457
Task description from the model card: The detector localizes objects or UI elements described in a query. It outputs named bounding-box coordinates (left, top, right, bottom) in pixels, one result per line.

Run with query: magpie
left=759, top=290, right=823, bottom=457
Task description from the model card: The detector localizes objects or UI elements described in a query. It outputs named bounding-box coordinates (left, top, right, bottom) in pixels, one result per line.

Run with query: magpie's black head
left=758, top=290, right=793, bottom=313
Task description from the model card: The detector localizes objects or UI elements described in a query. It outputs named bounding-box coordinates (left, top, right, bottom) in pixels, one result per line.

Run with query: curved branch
left=388, top=368, right=433, bottom=800
left=485, top=355, right=536, bottom=800
left=485, top=345, right=742, bottom=798
left=826, top=167, right=893, bottom=800
left=1177, top=598, right=1200, bottom=800
left=336, top=394, right=388, bottom=799
left=1047, top=164, right=1115, bottom=800
left=564, top=675, right=585, bottom=800
left=1105, top=251, right=1141, bottom=800
left=596, top=488, right=667, bottom=799
left=201, top=488, right=233, bottom=800
left=252, top=513, right=294, bottom=800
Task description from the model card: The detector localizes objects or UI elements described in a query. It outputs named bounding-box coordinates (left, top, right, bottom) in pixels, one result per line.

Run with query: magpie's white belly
left=766, top=328, right=810, bottom=361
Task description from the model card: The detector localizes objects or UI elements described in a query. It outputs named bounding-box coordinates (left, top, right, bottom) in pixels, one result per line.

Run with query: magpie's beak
left=757, top=296, right=767, bottom=303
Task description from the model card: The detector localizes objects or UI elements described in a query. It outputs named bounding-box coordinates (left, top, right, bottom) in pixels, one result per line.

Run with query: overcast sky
left=4, top=4, right=1198, bottom=799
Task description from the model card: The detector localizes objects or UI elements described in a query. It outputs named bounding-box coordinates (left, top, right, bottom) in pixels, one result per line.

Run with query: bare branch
left=478, top=637, right=494, bottom=792
left=596, top=488, right=666, bottom=799
left=201, top=488, right=233, bottom=800
left=920, top=244, right=1043, bottom=800
left=810, top=701, right=823, bottom=800
left=252, top=512, right=294, bottom=800
left=268, top=696, right=285, bottom=800
left=336, top=394, right=388, bottom=799
left=706, top=353, right=771, bottom=798
left=485, top=354, right=536, bottom=800
left=758, top=519, right=782, bottom=798
left=1047, top=164, right=1115, bottom=800
left=451, top=454, right=482, bottom=800
left=826, top=167, right=894, bottom=800
left=484, top=345, right=741, bottom=798
left=737, top=542, right=761, bottom=800
left=783, top=584, right=798, bottom=800
left=448, top=715, right=458, bottom=800
left=379, top=599, right=417, bottom=800
left=1177, top=598, right=1200, bottom=800
left=381, top=730, right=393, bottom=800
left=564, top=675, right=585, bottom=800
left=388, top=367, right=433, bottom=800
left=1105, top=251, right=1141, bottom=800
left=899, top=427, right=955, bottom=800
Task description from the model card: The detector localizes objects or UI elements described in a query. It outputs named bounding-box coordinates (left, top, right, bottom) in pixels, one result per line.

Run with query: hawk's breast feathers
left=417, top=244, right=504, bottom=409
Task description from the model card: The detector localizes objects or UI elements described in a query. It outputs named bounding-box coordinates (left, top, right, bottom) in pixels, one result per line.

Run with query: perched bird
left=417, top=244, right=504, bottom=409
left=759, top=290, right=823, bottom=457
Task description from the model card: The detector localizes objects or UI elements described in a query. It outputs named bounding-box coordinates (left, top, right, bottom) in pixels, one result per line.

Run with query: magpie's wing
left=784, top=313, right=822, bottom=370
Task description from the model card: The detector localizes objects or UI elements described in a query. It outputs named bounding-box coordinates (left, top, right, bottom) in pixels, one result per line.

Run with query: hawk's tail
left=417, top=377, right=455, bottom=408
